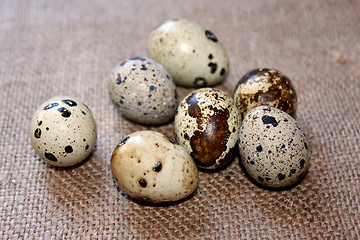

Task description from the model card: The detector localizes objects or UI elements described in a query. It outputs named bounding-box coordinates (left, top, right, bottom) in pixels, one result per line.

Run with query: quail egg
left=239, top=106, right=310, bottom=188
left=148, top=19, right=229, bottom=87
left=175, top=88, right=241, bottom=169
left=29, top=96, right=97, bottom=167
left=111, top=130, right=199, bottom=203
left=234, top=68, right=297, bottom=119
left=109, top=57, right=178, bottom=125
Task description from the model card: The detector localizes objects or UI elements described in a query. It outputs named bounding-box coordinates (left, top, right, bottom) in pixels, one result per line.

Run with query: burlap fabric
left=1, top=0, right=359, bottom=239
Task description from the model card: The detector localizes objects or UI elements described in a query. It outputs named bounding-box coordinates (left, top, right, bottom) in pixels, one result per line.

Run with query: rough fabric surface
left=1, top=0, right=359, bottom=239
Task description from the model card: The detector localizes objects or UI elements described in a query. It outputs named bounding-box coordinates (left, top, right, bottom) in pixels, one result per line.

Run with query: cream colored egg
left=29, top=96, right=97, bottom=167
left=239, top=106, right=310, bottom=188
left=111, top=131, right=199, bottom=203
left=175, top=88, right=241, bottom=169
left=148, top=19, right=229, bottom=87
left=109, top=57, right=178, bottom=125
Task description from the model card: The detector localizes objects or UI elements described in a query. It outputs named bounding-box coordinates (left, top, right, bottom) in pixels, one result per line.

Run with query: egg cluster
left=30, top=18, right=310, bottom=203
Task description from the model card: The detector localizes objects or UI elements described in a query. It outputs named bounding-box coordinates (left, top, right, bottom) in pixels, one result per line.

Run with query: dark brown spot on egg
left=190, top=108, right=231, bottom=167
left=186, top=93, right=203, bottom=126
left=184, top=133, right=190, bottom=140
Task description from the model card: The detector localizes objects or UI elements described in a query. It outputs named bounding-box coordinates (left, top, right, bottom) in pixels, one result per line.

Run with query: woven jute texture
left=1, top=0, right=359, bottom=239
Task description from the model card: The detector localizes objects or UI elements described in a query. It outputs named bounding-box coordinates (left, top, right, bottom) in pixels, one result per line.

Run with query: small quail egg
left=239, top=106, right=310, bottom=188
left=148, top=19, right=229, bottom=87
left=175, top=88, right=241, bottom=169
left=234, top=68, right=297, bottom=119
left=111, top=130, right=199, bottom=203
left=109, top=57, right=178, bottom=125
left=29, top=96, right=97, bottom=167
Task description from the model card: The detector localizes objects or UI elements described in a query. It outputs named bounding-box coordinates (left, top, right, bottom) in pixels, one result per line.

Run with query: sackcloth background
left=1, top=0, right=359, bottom=239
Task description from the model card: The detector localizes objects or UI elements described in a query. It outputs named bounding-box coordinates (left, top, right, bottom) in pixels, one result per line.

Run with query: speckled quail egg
left=109, top=57, right=178, bottom=125
left=175, top=88, right=241, bottom=169
left=234, top=68, right=297, bottom=119
left=30, top=96, right=97, bottom=167
left=239, top=106, right=310, bottom=188
left=148, top=18, right=229, bottom=87
left=111, top=131, right=199, bottom=203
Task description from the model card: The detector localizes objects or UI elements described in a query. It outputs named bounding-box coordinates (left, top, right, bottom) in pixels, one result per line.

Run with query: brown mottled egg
left=239, top=106, right=310, bottom=188
left=234, top=68, right=297, bottom=119
left=109, top=57, right=178, bottom=125
left=175, top=88, right=241, bottom=169
left=111, top=131, right=199, bottom=203
left=148, top=19, right=229, bottom=87
left=29, top=96, right=97, bottom=167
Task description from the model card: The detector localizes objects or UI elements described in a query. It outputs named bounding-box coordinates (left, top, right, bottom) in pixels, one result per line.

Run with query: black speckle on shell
left=262, top=115, right=278, bottom=127
left=278, top=173, right=286, bottom=181
left=62, top=99, right=77, bottom=107
left=57, top=107, right=71, bottom=118
left=118, top=136, right=130, bottom=147
left=152, top=162, right=162, bottom=172
left=205, top=30, right=218, bottom=42
left=65, top=145, right=73, bottom=153
left=34, top=128, right=41, bottom=138
left=44, top=102, right=59, bottom=110
left=45, top=152, right=57, bottom=162
left=139, top=179, right=147, bottom=188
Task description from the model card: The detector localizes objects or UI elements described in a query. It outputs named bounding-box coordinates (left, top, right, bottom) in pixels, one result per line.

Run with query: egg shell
left=239, top=106, right=310, bottom=188
left=111, top=130, right=199, bottom=203
left=234, top=68, right=298, bottom=119
left=29, top=96, right=97, bottom=167
left=148, top=18, right=229, bottom=87
left=175, top=88, right=241, bottom=169
left=109, top=57, right=178, bottom=125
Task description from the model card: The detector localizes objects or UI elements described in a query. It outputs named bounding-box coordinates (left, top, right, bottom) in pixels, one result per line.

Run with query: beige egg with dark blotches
left=111, top=131, right=199, bottom=203
left=239, top=106, right=310, bottom=188
left=148, top=19, right=229, bottom=87
left=29, top=96, right=97, bottom=167
left=175, top=88, right=241, bottom=170
left=234, top=68, right=297, bottom=119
